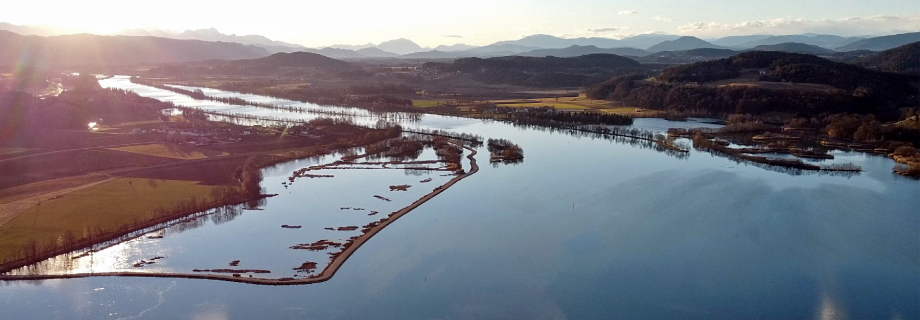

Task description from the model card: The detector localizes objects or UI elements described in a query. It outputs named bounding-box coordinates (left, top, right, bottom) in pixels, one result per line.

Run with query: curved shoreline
left=1, top=146, right=480, bottom=285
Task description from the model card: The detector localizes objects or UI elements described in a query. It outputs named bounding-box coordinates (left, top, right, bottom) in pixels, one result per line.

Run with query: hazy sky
left=3, top=0, right=919, bottom=47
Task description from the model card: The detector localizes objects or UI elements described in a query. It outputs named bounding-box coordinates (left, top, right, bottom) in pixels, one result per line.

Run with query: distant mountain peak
left=185, top=28, right=223, bottom=36
left=647, top=36, right=720, bottom=52
left=837, top=32, right=920, bottom=51
left=489, top=34, right=622, bottom=50
left=109, top=27, right=305, bottom=53
left=376, top=38, right=425, bottom=55
left=433, top=43, right=477, bottom=52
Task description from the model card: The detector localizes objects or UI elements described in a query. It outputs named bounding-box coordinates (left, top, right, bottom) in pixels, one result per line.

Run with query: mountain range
left=304, top=32, right=920, bottom=59
left=115, top=28, right=306, bottom=53
left=0, top=22, right=917, bottom=64
left=837, top=32, right=920, bottom=51
left=732, top=34, right=863, bottom=49
left=647, top=36, right=723, bottom=52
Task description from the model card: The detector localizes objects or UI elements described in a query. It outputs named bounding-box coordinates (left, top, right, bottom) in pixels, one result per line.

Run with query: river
left=1, top=76, right=917, bottom=320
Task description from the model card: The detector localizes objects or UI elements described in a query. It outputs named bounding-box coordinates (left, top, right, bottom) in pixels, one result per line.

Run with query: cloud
left=678, top=22, right=707, bottom=30
left=618, top=10, right=638, bottom=15
left=560, top=27, right=634, bottom=39
left=585, top=27, right=631, bottom=33
left=653, top=16, right=674, bottom=22
left=676, top=14, right=920, bottom=37
left=440, top=34, right=463, bottom=38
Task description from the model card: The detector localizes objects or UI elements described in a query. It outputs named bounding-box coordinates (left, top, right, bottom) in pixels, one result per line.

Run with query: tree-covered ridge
left=588, top=74, right=867, bottom=115
left=856, top=41, right=920, bottom=74
left=424, top=54, right=640, bottom=72
left=659, top=51, right=913, bottom=91
left=422, top=54, right=643, bottom=88
left=748, top=42, right=835, bottom=54
left=588, top=51, right=919, bottom=119
left=147, top=51, right=353, bottom=76
left=233, top=52, right=353, bottom=69
left=655, top=51, right=916, bottom=104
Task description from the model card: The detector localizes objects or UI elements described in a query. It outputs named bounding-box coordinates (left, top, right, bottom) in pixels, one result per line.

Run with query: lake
left=1, top=76, right=917, bottom=320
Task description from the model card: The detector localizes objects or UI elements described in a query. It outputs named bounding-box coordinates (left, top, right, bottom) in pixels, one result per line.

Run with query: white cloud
left=618, top=10, right=638, bottom=15
left=653, top=16, right=674, bottom=22
left=585, top=27, right=632, bottom=33
left=678, top=22, right=707, bottom=31
left=676, top=15, right=920, bottom=37
left=560, top=27, right=634, bottom=39
left=440, top=34, right=463, bottom=38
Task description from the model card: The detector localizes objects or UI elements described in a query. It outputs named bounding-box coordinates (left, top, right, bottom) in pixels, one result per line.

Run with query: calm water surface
left=1, top=76, right=917, bottom=320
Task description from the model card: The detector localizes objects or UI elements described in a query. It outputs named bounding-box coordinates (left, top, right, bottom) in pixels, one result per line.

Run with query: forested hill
left=657, top=51, right=915, bottom=96
left=748, top=42, right=835, bottom=54
left=856, top=41, right=920, bottom=74
left=588, top=51, right=918, bottom=119
left=0, top=31, right=269, bottom=69
left=147, top=51, right=353, bottom=76
left=422, top=54, right=643, bottom=88
left=424, top=54, right=640, bottom=72
left=230, top=51, right=353, bottom=69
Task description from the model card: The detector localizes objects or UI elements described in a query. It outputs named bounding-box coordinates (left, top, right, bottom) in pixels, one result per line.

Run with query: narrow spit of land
left=0, top=146, right=480, bottom=285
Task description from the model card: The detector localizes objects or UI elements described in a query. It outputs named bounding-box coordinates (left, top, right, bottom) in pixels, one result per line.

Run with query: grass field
left=492, top=99, right=589, bottom=110
left=0, top=174, right=110, bottom=205
left=109, top=143, right=228, bottom=160
left=491, top=95, right=662, bottom=116
left=414, top=94, right=664, bottom=116
left=412, top=100, right=445, bottom=107
left=0, top=178, right=229, bottom=259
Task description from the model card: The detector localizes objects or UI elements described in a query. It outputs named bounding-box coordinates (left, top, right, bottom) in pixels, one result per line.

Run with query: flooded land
left=0, top=76, right=917, bottom=319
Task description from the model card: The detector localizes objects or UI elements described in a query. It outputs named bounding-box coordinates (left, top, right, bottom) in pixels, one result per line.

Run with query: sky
left=2, top=0, right=919, bottom=47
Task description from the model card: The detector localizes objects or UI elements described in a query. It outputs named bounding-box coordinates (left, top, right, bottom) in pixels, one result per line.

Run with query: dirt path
left=0, top=175, right=115, bottom=227
left=0, top=145, right=481, bottom=285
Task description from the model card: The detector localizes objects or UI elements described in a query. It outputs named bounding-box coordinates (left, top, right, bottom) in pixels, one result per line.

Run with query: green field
left=492, top=99, right=588, bottom=109
left=412, top=100, right=445, bottom=107
left=0, top=178, right=229, bottom=259
left=491, top=95, right=661, bottom=116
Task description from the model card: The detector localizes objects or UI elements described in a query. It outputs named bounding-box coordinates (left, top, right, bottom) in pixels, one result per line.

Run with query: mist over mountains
left=116, top=28, right=306, bottom=53
left=303, top=32, right=919, bottom=60
left=0, top=22, right=916, bottom=65
left=0, top=30, right=268, bottom=68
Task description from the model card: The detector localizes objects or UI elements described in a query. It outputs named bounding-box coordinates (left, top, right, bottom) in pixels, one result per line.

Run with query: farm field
left=0, top=177, right=229, bottom=259
left=108, top=143, right=229, bottom=160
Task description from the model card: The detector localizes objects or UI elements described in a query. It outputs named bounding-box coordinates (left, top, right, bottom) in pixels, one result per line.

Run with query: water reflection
left=8, top=138, right=474, bottom=280
left=1, top=76, right=911, bottom=319
left=7, top=203, right=255, bottom=276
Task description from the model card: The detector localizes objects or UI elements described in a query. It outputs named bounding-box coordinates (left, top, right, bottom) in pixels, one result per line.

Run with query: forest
left=422, top=54, right=647, bottom=88
left=588, top=51, right=919, bottom=120
left=856, top=41, right=920, bottom=74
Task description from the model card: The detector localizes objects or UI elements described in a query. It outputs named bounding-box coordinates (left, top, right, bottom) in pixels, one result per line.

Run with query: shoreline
left=0, top=140, right=387, bottom=273
left=0, top=193, right=271, bottom=274
left=0, top=146, right=480, bottom=285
